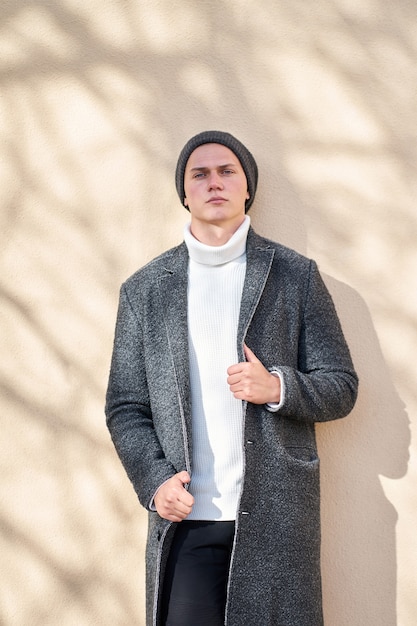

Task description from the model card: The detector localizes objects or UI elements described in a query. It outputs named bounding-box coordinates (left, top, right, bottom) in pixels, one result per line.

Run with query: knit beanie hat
left=175, top=130, right=258, bottom=212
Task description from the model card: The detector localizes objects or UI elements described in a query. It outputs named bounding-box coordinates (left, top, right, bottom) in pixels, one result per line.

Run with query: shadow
left=318, top=276, right=410, bottom=626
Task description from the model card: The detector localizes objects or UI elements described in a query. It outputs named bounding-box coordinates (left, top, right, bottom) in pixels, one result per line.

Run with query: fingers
left=243, top=343, right=259, bottom=363
left=154, top=472, right=194, bottom=522
left=227, top=368, right=257, bottom=401
left=227, top=344, right=258, bottom=376
left=227, top=344, right=263, bottom=398
left=177, top=470, right=191, bottom=485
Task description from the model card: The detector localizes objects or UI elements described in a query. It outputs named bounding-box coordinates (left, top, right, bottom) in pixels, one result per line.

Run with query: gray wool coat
left=105, top=227, right=358, bottom=626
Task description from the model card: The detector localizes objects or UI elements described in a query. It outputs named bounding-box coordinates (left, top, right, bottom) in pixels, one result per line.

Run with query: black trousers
left=161, top=520, right=235, bottom=626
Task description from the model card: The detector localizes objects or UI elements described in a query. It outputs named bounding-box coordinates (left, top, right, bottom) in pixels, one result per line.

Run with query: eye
left=192, top=171, right=206, bottom=179
left=221, top=168, right=234, bottom=175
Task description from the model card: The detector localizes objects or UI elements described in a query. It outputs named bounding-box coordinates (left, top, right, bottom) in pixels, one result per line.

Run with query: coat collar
left=157, top=227, right=275, bottom=365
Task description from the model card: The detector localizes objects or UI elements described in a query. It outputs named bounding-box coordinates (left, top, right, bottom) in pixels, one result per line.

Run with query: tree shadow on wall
left=317, top=276, right=410, bottom=626
left=0, top=1, right=415, bottom=625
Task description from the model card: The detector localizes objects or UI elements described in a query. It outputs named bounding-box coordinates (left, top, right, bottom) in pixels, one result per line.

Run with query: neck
left=190, top=216, right=247, bottom=246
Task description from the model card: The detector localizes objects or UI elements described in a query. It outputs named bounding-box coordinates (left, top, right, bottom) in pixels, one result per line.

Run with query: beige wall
left=1, top=1, right=416, bottom=624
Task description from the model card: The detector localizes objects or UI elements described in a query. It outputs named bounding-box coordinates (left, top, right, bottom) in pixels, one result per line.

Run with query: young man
left=105, top=131, right=358, bottom=626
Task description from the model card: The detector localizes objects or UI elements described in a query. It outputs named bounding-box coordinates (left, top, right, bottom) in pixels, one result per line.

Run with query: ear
left=246, top=191, right=250, bottom=200
left=184, top=197, right=188, bottom=207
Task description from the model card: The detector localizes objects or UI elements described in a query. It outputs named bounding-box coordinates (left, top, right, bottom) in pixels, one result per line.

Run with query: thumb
left=177, top=471, right=191, bottom=485
left=244, top=343, right=259, bottom=363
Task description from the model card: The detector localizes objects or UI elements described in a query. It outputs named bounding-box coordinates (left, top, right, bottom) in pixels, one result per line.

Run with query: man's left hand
left=227, top=344, right=281, bottom=404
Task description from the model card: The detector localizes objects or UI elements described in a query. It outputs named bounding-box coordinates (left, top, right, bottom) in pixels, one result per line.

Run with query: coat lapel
left=237, top=229, right=275, bottom=360
left=155, top=231, right=274, bottom=449
left=157, top=244, right=192, bottom=434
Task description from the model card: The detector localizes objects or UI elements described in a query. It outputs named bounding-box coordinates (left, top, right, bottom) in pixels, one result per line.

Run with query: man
left=105, top=130, right=358, bottom=626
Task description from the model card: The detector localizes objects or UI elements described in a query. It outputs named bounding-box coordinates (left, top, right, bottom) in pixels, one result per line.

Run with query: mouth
left=207, top=196, right=227, bottom=204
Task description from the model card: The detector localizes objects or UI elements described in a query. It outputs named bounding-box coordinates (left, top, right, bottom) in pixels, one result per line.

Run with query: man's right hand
left=154, top=471, right=194, bottom=522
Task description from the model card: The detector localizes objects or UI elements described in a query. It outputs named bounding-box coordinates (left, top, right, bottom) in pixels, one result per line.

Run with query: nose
left=207, top=171, right=223, bottom=190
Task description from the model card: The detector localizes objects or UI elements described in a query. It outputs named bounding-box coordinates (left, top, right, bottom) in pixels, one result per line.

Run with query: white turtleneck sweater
left=184, top=216, right=251, bottom=521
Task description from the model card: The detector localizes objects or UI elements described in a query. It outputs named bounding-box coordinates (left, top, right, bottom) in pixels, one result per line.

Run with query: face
left=183, top=143, right=249, bottom=241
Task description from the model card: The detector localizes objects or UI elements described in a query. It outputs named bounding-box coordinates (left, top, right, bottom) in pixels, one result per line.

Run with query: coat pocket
left=282, top=445, right=319, bottom=466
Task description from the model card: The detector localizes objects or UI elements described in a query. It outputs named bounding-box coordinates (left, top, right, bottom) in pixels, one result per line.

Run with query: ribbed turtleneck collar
left=184, top=216, right=250, bottom=266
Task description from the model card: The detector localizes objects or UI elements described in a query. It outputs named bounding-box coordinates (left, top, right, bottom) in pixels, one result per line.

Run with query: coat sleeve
left=105, top=284, right=177, bottom=509
left=276, top=260, right=358, bottom=423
